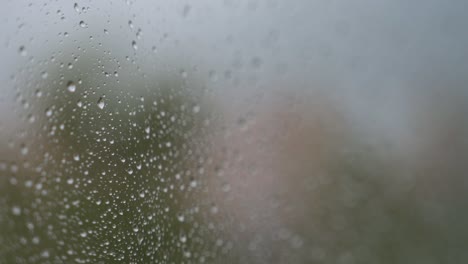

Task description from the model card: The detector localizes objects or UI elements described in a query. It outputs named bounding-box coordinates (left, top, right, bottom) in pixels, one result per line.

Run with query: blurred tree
left=0, top=44, right=219, bottom=263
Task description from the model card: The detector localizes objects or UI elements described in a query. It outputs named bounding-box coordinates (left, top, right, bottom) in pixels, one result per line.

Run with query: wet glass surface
left=1, top=1, right=468, bottom=263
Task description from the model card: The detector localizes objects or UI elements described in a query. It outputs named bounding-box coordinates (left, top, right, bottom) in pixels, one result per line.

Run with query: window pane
left=1, top=1, right=467, bottom=263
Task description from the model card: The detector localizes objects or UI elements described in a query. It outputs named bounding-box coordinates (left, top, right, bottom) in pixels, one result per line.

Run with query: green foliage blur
left=0, top=45, right=218, bottom=263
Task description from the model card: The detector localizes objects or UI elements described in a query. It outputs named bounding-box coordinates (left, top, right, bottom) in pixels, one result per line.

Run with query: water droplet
left=20, top=145, right=28, bottom=155
left=41, top=71, right=48, bottom=79
left=138, top=234, right=144, bottom=245
left=136, top=28, right=142, bottom=39
left=32, top=237, right=40, bottom=244
left=145, top=127, right=150, bottom=134
left=177, top=214, right=185, bottom=222
left=28, top=114, right=36, bottom=123
left=74, top=3, right=80, bottom=12
left=9, top=177, right=18, bottom=185
left=19, top=46, right=27, bottom=56
left=139, top=192, right=145, bottom=198
left=67, top=178, right=74, bottom=185
left=210, top=205, right=219, bottom=214
left=79, top=21, right=87, bottom=28
left=80, top=232, right=87, bottom=238
left=73, top=154, right=80, bottom=161
left=26, top=222, right=34, bottom=230
left=41, top=250, right=50, bottom=258
left=25, top=180, right=33, bottom=188
left=192, top=105, right=200, bottom=113
left=132, top=40, right=138, bottom=50
left=67, top=81, right=76, bottom=92
left=128, top=20, right=134, bottom=29
left=190, top=179, right=198, bottom=188
left=97, top=97, right=105, bottom=109
left=11, top=206, right=21, bottom=216
left=45, top=108, right=53, bottom=117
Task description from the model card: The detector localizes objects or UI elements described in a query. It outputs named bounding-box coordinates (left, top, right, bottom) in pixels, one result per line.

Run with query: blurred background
left=1, top=0, right=468, bottom=263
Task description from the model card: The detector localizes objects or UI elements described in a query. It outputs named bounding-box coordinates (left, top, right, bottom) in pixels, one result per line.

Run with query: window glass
left=1, top=1, right=468, bottom=263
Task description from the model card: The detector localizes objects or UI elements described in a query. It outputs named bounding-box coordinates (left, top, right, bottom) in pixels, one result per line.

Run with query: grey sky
left=1, top=0, right=467, bottom=149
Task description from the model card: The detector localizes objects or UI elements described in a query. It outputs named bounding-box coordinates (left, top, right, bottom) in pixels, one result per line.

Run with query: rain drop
left=32, top=237, right=40, bottom=244
left=192, top=105, right=200, bottom=113
left=67, top=81, right=76, bottom=92
left=74, top=3, right=80, bottom=12
left=97, top=97, right=105, bottom=109
left=190, top=179, right=198, bottom=188
left=210, top=205, right=219, bottom=214
left=11, top=206, right=22, bottom=216
left=177, top=214, right=185, bottom=222
left=20, top=145, right=28, bottom=155
left=18, top=46, right=27, bottom=56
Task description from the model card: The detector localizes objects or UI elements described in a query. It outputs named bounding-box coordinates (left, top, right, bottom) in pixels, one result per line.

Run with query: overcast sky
left=1, top=0, right=468, bottom=150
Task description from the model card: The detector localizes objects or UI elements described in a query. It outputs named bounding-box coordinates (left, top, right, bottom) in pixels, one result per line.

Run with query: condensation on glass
left=1, top=0, right=468, bottom=263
